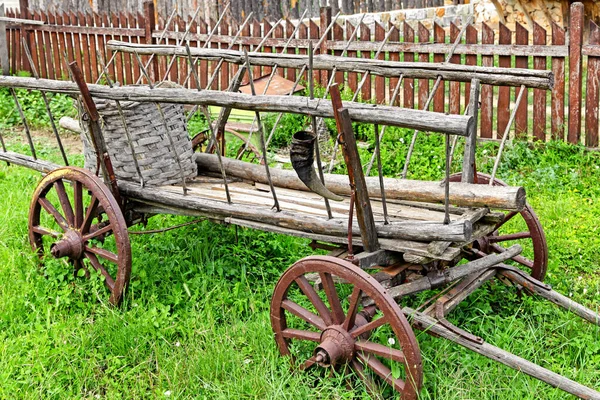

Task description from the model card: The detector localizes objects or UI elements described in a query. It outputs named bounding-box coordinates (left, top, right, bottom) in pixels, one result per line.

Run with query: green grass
left=2, top=118, right=600, bottom=399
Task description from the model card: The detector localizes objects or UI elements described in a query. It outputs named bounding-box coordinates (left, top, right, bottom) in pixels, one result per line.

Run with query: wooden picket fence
left=2, top=2, right=600, bottom=147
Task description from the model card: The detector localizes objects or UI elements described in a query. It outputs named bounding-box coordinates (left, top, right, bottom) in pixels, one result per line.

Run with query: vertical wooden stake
left=461, top=79, right=480, bottom=183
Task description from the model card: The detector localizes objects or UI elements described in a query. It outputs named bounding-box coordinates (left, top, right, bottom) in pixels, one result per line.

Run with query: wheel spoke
left=81, top=195, right=99, bottom=233
left=82, top=223, right=113, bottom=242
left=282, top=299, right=327, bottom=330
left=494, top=211, right=518, bottom=231
left=490, top=243, right=534, bottom=268
left=281, top=328, right=321, bottom=342
left=351, top=359, right=383, bottom=400
left=84, top=244, right=118, bottom=264
left=53, top=180, right=74, bottom=226
left=84, top=251, right=115, bottom=290
left=319, top=272, right=345, bottom=325
left=357, top=352, right=405, bottom=393
left=73, top=181, right=83, bottom=228
left=355, top=340, right=406, bottom=364
left=32, top=225, right=61, bottom=238
left=38, top=197, right=69, bottom=231
left=300, top=356, right=318, bottom=371
left=488, top=231, right=531, bottom=242
left=350, top=315, right=388, bottom=338
left=342, top=286, right=362, bottom=331
left=295, top=275, right=333, bottom=326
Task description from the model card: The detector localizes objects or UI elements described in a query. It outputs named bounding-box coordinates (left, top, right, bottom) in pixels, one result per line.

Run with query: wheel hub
left=50, top=229, right=84, bottom=260
left=314, top=325, right=355, bottom=367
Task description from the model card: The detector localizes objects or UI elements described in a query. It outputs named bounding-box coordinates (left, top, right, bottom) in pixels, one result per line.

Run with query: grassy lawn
left=1, top=93, right=600, bottom=398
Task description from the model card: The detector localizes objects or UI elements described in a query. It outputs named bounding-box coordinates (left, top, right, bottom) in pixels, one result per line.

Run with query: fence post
left=0, top=5, right=8, bottom=75
left=568, top=2, right=584, bottom=144
left=143, top=1, right=158, bottom=82
left=319, top=6, right=331, bottom=86
left=19, top=0, right=30, bottom=73
left=585, top=22, right=600, bottom=147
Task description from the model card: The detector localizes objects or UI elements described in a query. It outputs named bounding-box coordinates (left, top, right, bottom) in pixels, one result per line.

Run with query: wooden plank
left=515, top=22, right=529, bottom=138
left=262, top=19, right=273, bottom=78
left=131, top=12, right=142, bottom=84
left=449, top=22, right=460, bottom=114
left=0, top=5, right=8, bottom=75
left=284, top=18, right=294, bottom=82
left=199, top=19, right=208, bottom=88
left=9, top=8, right=17, bottom=74
left=48, top=11, right=63, bottom=80
left=480, top=23, right=494, bottom=139
left=297, top=20, right=307, bottom=82
left=551, top=22, right=565, bottom=141
left=86, top=12, right=98, bottom=83
left=432, top=22, right=445, bottom=113
left=309, top=18, right=319, bottom=84
left=111, top=13, right=124, bottom=84
left=403, top=22, right=414, bottom=109
left=375, top=22, right=385, bottom=104
left=533, top=22, right=546, bottom=142
left=77, top=12, right=90, bottom=82
left=417, top=22, right=429, bottom=110
left=333, top=21, right=343, bottom=84
left=274, top=20, right=285, bottom=78
left=101, top=13, right=114, bottom=82
left=169, top=15, right=179, bottom=83
left=346, top=19, right=357, bottom=93
left=585, top=21, right=600, bottom=148
left=388, top=23, right=399, bottom=106
left=360, top=22, right=371, bottom=101
left=34, top=11, right=47, bottom=78
left=319, top=6, right=331, bottom=86
left=462, top=79, right=480, bottom=183
left=568, top=2, right=584, bottom=144
left=464, top=25, right=477, bottom=109
left=497, top=22, right=511, bottom=139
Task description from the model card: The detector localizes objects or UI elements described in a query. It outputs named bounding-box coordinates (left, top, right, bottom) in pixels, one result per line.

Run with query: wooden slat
left=285, top=18, right=295, bottom=82
left=388, top=22, right=399, bottom=106
left=533, top=22, right=546, bottom=142
left=101, top=13, right=114, bottom=82
left=198, top=19, right=208, bottom=89
left=309, top=18, right=319, bottom=84
left=333, top=21, right=343, bottom=84
left=346, top=19, right=357, bottom=93
left=319, top=7, right=331, bottom=86
left=111, top=13, right=124, bottom=84
left=551, top=22, right=566, bottom=141
left=514, top=22, right=528, bottom=138
left=432, top=22, right=445, bottom=113
left=360, top=22, right=371, bottom=101
left=9, top=9, right=17, bottom=73
left=497, top=22, right=511, bottom=139
left=480, top=23, right=494, bottom=138
left=86, top=12, right=98, bottom=82
left=568, top=2, right=584, bottom=144
left=464, top=25, right=477, bottom=108
left=78, top=12, right=90, bottom=82
left=274, top=21, right=284, bottom=77
left=417, top=22, right=429, bottom=110
left=131, top=12, right=142, bottom=84
left=375, top=22, right=385, bottom=104
left=448, top=22, right=460, bottom=114
left=177, top=14, right=188, bottom=86
left=403, top=22, right=414, bottom=109
left=585, top=21, right=600, bottom=147
left=253, top=19, right=262, bottom=83
left=48, top=11, right=62, bottom=80
left=188, top=17, right=199, bottom=89
left=34, top=11, right=47, bottom=78
left=168, top=15, right=179, bottom=83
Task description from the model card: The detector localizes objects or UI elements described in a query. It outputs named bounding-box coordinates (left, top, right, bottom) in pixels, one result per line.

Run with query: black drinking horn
left=290, top=131, right=343, bottom=201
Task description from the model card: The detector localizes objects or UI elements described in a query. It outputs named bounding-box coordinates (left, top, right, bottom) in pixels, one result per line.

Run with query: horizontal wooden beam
left=7, top=23, right=145, bottom=36
left=150, top=32, right=569, bottom=58
left=195, top=153, right=527, bottom=211
left=109, top=40, right=554, bottom=89
left=0, top=76, right=473, bottom=136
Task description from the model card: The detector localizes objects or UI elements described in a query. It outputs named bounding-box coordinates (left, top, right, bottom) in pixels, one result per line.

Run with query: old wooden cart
left=1, top=38, right=599, bottom=399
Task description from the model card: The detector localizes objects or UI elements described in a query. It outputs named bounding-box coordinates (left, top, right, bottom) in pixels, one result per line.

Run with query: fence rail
left=2, top=2, right=600, bottom=147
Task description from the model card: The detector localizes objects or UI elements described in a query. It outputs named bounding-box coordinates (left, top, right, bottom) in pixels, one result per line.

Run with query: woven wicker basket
left=82, top=95, right=197, bottom=187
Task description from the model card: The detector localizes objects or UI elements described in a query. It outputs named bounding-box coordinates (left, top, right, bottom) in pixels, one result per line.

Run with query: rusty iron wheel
left=449, top=172, right=548, bottom=281
left=271, top=256, right=423, bottom=399
left=28, top=166, right=131, bottom=305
